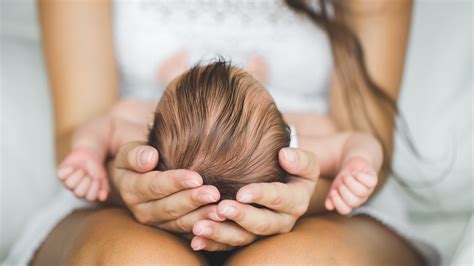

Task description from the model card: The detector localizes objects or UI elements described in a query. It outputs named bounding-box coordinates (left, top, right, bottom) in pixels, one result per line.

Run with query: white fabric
left=113, top=0, right=333, bottom=113
left=289, top=125, right=298, bottom=148
left=449, top=215, right=473, bottom=266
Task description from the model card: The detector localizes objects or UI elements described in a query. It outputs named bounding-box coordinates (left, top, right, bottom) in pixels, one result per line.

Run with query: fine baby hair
left=148, top=60, right=290, bottom=199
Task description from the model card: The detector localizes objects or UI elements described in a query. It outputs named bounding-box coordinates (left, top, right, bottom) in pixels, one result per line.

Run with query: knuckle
left=268, top=183, right=284, bottom=205
left=149, top=181, right=165, bottom=198
left=253, top=220, right=271, bottom=235
left=230, top=234, right=247, bottom=246
left=134, top=210, right=151, bottom=225
left=174, top=217, right=189, bottom=232
left=278, top=215, right=296, bottom=233
left=292, top=204, right=308, bottom=216
left=163, top=201, right=179, bottom=219
left=269, top=194, right=283, bottom=207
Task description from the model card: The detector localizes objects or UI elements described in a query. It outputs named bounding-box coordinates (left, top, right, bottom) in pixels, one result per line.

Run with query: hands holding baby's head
left=111, top=142, right=223, bottom=232
left=111, top=142, right=320, bottom=252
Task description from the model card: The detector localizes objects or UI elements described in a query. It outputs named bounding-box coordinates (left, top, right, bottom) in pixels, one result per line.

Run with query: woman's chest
left=113, top=0, right=333, bottom=112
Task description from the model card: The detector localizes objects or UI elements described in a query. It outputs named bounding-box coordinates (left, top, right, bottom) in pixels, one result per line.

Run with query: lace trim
left=137, top=0, right=308, bottom=26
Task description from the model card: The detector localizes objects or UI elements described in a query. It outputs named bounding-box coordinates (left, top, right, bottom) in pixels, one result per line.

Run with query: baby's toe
left=353, top=171, right=378, bottom=189
left=74, top=177, right=92, bottom=198
left=64, top=169, right=85, bottom=189
left=338, top=185, right=362, bottom=208
left=86, top=180, right=100, bottom=202
left=343, top=175, right=370, bottom=197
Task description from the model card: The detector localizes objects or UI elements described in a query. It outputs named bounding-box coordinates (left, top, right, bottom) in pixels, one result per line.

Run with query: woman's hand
left=190, top=147, right=320, bottom=251
left=109, top=142, right=224, bottom=233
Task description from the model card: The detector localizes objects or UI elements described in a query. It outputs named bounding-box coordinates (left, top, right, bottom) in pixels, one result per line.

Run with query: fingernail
left=57, top=166, right=73, bottom=178
left=199, top=194, right=217, bottom=203
left=283, top=148, right=297, bottom=163
left=183, top=179, right=201, bottom=188
left=221, top=206, right=237, bottom=217
left=192, top=240, right=205, bottom=251
left=238, top=193, right=253, bottom=203
left=197, top=226, right=213, bottom=237
left=139, top=149, right=154, bottom=166
left=208, top=212, right=225, bottom=221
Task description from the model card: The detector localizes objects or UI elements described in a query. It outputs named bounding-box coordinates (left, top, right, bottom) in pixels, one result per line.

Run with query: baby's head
left=148, top=61, right=290, bottom=200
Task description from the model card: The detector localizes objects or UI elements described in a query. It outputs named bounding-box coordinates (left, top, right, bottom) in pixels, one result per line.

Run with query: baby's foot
left=246, top=54, right=268, bottom=84
left=158, top=50, right=189, bottom=87
left=325, top=156, right=378, bottom=215
left=57, top=148, right=109, bottom=202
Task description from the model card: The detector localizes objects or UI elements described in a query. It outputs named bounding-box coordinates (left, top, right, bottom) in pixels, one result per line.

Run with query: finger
left=338, top=185, right=362, bottom=208
left=73, top=177, right=91, bottom=198
left=57, top=165, right=74, bottom=180
left=98, top=177, right=110, bottom=202
left=236, top=182, right=308, bottom=216
left=86, top=180, right=99, bottom=202
left=330, top=190, right=352, bottom=215
left=325, top=198, right=334, bottom=210
left=64, top=169, right=85, bottom=189
left=217, top=200, right=292, bottom=235
left=193, top=220, right=257, bottom=247
left=85, top=160, right=106, bottom=179
left=134, top=185, right=220, bottom=224
left=114, top=142, right=158, bottom=173
left=354, top=172, right=377, bottom=189
left=191, top=236, right=234, bottom=252
left=125, top=169, right=203, bottom=203
left=158, top=205, right=224, bottom=233
left=279, top=148, right=320, bottom=182
left=342, top=174, right=369, bottom=197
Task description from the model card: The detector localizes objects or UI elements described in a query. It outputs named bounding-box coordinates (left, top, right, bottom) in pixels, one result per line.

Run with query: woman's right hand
left=109, top=142, right=224, bottom=233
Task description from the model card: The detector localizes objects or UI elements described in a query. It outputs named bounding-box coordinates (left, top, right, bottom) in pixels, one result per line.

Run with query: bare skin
left=33, top=0, right=422, bottom=265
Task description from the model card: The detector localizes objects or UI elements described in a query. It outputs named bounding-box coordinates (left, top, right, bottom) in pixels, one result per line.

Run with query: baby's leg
left=325, top=156, right=378, bottom=215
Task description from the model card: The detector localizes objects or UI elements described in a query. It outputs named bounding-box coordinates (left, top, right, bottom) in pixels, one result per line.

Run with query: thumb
left=115, top=141, right=159, bottom=173
left=279, top=147, right=320, bottom=182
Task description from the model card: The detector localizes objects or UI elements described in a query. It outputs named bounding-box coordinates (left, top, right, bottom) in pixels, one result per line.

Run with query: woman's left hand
left=190, top=147, right=320, bottom=251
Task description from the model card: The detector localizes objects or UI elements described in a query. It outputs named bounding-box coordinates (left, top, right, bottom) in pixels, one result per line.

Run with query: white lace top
left=113, top=0, right=333, bottom=113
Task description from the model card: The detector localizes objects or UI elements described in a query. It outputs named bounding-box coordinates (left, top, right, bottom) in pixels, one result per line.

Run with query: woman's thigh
left=31, top=208, right=205, bottom=265
left=228, top=214, right=423, bottom=265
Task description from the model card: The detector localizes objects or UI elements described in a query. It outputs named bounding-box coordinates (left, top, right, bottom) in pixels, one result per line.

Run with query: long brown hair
left=285, top=0, right=398, bottom=174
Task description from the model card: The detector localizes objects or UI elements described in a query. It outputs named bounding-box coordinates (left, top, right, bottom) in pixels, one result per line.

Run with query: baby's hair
left=148, top=60, right=290, bottom=199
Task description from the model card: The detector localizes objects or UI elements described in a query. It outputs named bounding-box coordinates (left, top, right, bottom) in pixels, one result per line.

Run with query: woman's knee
left=227, top=215, right=422, bottom=265
left=66, top=208, right=204, bottom=265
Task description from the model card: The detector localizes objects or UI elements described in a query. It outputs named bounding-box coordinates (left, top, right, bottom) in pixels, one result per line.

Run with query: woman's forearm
left=39, top=0, right=119, bottom=164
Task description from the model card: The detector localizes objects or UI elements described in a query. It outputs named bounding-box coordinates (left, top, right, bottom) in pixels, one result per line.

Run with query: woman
left=28, top=0, right=426, bottom=264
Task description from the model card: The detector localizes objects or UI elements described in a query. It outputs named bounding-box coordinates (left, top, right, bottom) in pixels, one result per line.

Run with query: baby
left=57, top=60, right=381, bottom=213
